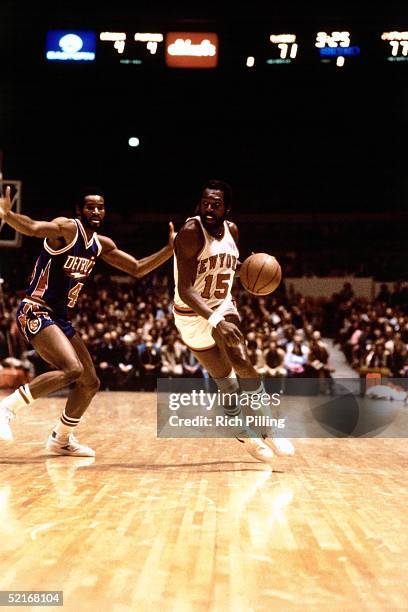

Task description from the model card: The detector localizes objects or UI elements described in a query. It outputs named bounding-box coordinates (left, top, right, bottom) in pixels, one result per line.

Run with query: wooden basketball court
left=0, top=392, right=407, bottom=611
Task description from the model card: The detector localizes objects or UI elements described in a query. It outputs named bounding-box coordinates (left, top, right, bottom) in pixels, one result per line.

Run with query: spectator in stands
left=281, top=322, right=296, bottom=350
left=362, top=339, right=392, bottom=377
left=338, top=282, right=355, bottom=302
left=264, top=341, right=286, bottom=378
left=390, top=334, right=407, bottom=377
left=376, top=283, right=391, bottom=304
left=160, top=334, right=184, bottom=378
left=139, top=335, right=161, bottom=391
left=284, top=332, right=309, bottom=377
left=94, top=331, right=120, bottom=391
left=117, top=333, right=140, bottom=391
left=304, top=331, right=334, bottom=393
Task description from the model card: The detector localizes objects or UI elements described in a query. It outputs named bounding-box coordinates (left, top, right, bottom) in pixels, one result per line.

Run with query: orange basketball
left=240, top=253, right=282, bottom=296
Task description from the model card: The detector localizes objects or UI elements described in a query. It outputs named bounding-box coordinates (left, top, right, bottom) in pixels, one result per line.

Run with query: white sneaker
left=262, top=435, right=295, bottom=457
left=366, top=384, right=407, bottom=401
left=0, top=405, right=15, bottom=442
left=46, top=431, right=95, bottom=457
left=236, top=436, right=274, bottom=463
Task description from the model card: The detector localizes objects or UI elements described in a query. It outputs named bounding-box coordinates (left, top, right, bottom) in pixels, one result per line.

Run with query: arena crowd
left=1, top=272, right=407, bottom=391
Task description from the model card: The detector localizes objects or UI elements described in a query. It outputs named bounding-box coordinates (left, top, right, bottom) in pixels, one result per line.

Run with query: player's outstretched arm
left=99, top=222, right=175, bottom=278
left=176, top=220, right=243, bottom=347
left=0, top=186, right=76, bottom=241
left=228, top=221, right=241, bottom=277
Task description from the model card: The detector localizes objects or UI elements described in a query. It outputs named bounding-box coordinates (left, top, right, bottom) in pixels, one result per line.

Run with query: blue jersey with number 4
left=25, top=218, right=102, bottom=317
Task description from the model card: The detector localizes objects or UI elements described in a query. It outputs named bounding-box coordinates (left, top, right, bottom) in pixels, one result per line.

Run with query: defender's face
left=79, top=195, right=106, bottom=229
left=199, top=189, right=226, bottom=231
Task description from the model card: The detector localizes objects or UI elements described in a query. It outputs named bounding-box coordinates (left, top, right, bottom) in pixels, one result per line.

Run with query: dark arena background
left=1, top=2, right=408, bottom=610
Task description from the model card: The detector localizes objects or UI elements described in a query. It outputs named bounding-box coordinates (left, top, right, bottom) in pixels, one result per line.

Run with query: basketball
left=240, top=253, right=282, bottom=296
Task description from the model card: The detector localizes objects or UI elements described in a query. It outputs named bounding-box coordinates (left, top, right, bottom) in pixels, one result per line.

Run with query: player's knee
left=229, top=352, right=250, bottom=373
left=77, top=373, right=100, bottom=394
left=88, top=376, right=100, bottom=394
left=64, top=362, right=84, bottom=384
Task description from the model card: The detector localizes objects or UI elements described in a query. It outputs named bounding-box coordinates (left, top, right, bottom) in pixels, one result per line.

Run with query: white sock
left=216, top=369, right=241, bottom=417
left=53, top=410, right=81, bottom=439
left=241, top=381, right=277, bottom=430
left=1, top=385, right=34, bottom=413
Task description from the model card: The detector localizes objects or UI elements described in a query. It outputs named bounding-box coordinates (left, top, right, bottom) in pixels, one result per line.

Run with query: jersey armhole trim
left=177, top=216, right=206, bottom=260
left=43, top=219, right=78, bottom=255
left=226, top=221, right=234, bottom=240
left=94, top=234, right=102, bottom=256
left=76, top=218, right=97, bottom=249
left=193, top=217, right=207, bottom=260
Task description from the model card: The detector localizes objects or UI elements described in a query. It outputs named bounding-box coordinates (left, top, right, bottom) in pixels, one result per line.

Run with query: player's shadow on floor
left=0, top=458, right=284, bottom=473
left=82, top=461, right=285, bottom=473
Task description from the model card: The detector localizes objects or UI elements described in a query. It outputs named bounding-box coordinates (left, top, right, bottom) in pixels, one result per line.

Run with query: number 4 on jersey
left=67, top=282, right=84, bottom=308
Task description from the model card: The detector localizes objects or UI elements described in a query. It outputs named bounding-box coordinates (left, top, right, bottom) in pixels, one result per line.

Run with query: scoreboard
left=46, top=30, right=219, bottom=68
left=45, top=27, right=408, bottom=69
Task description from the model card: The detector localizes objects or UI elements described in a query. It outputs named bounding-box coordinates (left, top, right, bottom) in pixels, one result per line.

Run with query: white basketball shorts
left=173, top=298, right=239, bottom=351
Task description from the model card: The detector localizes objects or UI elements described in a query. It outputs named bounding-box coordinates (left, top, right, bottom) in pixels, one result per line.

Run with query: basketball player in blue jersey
left=0, top=185, right=175, bottom=456
left=174, top=179, right=295, bottom=462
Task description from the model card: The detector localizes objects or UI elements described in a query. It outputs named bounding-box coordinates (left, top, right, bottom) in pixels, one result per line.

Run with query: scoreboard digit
left=381, top=31, right=408, bottom=62
left=268, top=34, right=299, bottom=64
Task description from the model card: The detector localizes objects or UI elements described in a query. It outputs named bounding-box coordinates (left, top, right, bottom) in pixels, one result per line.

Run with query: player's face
left=199, top=189, right=226, bottom=231
left=79, top=195, right=106, bottom=229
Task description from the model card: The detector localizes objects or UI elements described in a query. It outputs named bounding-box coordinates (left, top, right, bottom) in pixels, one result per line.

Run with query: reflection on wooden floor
left=0, top=392, right=407, bottom=611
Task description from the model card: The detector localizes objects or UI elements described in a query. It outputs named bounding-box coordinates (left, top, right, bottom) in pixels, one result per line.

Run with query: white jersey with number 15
left=174, top=215, right=239, bottom=311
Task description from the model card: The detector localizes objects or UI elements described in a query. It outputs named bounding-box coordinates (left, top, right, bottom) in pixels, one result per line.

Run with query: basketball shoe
left=236, top=432, right=274, bottom=463
left=46, top=431, right=95, bottom=457
left=366, top=383, right=407, bottom=401
left=262, top=435, right=295, bottom=457
left=0, top=405, right=15, bottom=442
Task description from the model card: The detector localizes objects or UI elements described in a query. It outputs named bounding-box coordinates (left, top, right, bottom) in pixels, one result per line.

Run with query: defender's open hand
left=168, top=221, right=176, bottom=249
left=0, top=186, right=11, bottom=220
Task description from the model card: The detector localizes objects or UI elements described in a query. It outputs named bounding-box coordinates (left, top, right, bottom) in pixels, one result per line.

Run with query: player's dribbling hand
left=168, top=221, right=176, bottom=249
left=0, top=186, right=11, bottom=219
left=217, top=320, right=244, bottom=347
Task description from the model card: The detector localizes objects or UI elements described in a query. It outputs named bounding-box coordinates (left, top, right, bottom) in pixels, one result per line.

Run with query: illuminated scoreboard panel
left=315, top=30, right=361, bottom=67
left=246, top=29, right=363, bottom=69
left=45, top=28, right=408, bottom=68
left=46, top=30, right=219, bottom=68
left=98, top=31, right=165, bottom=65
left=381, top=31, right=408, bottom=62
left=267, top=34, right=299, bottom=64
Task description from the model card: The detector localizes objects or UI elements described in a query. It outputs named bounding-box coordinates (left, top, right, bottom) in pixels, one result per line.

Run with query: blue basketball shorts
left=16, top=299, right=76, bottom=343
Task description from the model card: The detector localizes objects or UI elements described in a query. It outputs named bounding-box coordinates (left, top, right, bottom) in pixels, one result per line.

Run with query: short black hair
left=200, top=179, right=233, bottom=211
left=77, top=186, right=105, bottom=209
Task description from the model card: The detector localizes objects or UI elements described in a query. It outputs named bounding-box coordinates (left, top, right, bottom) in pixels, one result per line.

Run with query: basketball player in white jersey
left=173, top=180, right=295, bottom=462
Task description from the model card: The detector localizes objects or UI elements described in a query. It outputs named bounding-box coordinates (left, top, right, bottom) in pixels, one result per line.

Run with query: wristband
left=207, top=312, right=225, bottom=328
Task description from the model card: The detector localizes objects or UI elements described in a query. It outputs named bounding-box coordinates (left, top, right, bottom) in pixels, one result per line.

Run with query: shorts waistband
left=173, top=303, right=223, bottom=316
left=23, top=296, right=53, bottom=311
left=173, top=304, right=197, bottom=316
